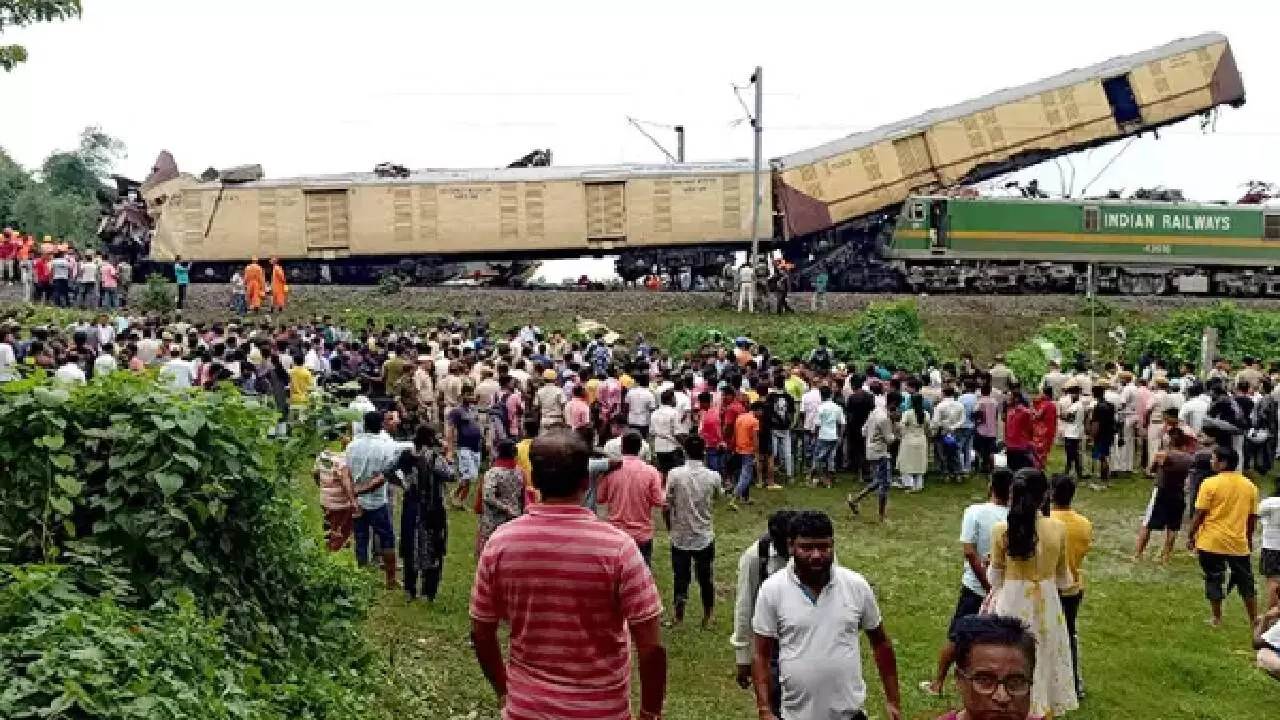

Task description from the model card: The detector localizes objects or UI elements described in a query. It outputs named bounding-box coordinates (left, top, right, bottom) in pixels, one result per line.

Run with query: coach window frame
left=909, top=200, right=926, bottom=223
left=1264, top=213, right=1280, bottom=240
left=1083, top=206, right=1100, bottom=232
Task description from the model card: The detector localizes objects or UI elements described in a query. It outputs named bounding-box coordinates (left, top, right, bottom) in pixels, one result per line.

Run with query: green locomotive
left=886, top=196, right=1280, bottom=295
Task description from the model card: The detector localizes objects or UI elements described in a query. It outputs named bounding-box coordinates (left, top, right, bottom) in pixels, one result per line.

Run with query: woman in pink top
left=936, top=615, right=1041, bottom=720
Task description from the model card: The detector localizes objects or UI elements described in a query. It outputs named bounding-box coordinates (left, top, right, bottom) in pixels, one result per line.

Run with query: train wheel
left=1117, top=274, right=1137, bottom=295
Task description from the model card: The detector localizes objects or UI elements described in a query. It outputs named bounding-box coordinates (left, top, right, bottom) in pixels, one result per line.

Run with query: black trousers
left=1064, top=438, right=1084, bottom=478
left=1007, top=448, right=1034, bottom=471
left=1060, top=591, right=1084, bottom=695
left=52, top=278, right=70, bottom=307
left=671, top=542, right=715, bottom=611
left=177, top=283, right=188, bottom=309
left=636, top=539, right=654, bottom=567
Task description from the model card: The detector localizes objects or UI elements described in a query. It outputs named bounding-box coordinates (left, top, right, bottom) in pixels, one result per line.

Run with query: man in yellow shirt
left=1189, top=445, right=1260, bottom=628
left=1049, top=474, right=1092, bottom=698
left=288, top=358, right=314, bottom=406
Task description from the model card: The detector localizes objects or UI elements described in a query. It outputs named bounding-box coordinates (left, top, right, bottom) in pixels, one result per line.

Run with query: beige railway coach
left=774, top=32, right=1245, bottom=238
left=144, top=162, right=771, bottom=264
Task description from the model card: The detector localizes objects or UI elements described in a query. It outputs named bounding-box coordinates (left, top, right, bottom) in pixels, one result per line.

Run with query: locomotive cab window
left=1266, top=214, right=1280, bottom=240
left=909, top=201, right=926, bottom=222
left=1083, top=206, right=1100, bottom=232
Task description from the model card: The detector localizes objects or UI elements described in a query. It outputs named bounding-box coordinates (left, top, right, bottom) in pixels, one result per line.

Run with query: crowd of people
left=0, top=226, right=294, bottom=316
left=3, top=303, right=1279, bottom=720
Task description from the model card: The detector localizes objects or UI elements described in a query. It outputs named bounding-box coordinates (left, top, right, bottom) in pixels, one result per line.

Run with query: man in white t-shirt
left=54, top=357, right=87, bottom=385
left=648, top=389, right=682, bottom=477
left=93, top=344, right=119, bottom=377
left=1060, top=381, right=1086, bottom=480
left=737, top=263, right=756, bottom=313
left=1179, top=382, right=1211, bottom=433
left=923, top=469, right=1012, bottom=695
left=752, top=510, right=900, bottom=720
left=159, top=347, right=196, bottom=389
left=76, top=253, right=99, bottom=308
left=673, top=380, right=693, bottom=437
left=808, top=386, right=844, bottom=487
left=0, top=326, right=17, bottom=381
left=625, top=380, right=657, bottom=436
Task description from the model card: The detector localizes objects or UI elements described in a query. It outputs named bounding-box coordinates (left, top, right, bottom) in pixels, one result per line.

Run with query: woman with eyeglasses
left=985, top=468, right=1078, bottom=717
left=938, top=615, right=1040, bottom=720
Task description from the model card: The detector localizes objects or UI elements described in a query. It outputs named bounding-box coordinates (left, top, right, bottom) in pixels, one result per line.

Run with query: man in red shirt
left=597, top=431, right=667, bottom=566
left=1003, top=391, right=1035, bottom=471
left=470, top=432, right=667, bottom=720
left=697, top=391, right=724, bottom=479
left=721, top=386, right=747, bottom=488
left=33, top=251, right=53, bottom=304
left=0, top=229, right=15, bottom=284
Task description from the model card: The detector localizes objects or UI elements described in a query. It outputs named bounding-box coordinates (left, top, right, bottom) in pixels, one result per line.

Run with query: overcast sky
left=1, top=1, right=1274, bottom=279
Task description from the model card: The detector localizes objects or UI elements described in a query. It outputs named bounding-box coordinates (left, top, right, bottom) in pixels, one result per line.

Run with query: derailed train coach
left=141, top=160, right=772, bottom=284
left=777, top=32, right=1246, bottom=290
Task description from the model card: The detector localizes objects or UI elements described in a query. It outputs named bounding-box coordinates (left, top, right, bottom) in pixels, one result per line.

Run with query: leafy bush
left=1124, top=302, right=1280, bottom=367
left=0, top=372, right=381, bottom=719
left=856, top=300, right=939, bottom=371
left=377, top=272, right=406, bottom=296
left=664, top=321, right=861, bottom=362
left=662, top=299, right=937, bottom=370
left=139, top=273, right=175, bottom=313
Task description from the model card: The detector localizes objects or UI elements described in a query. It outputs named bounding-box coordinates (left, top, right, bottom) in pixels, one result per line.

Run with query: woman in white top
left=1258, top=480, right=1280, bottom=611
left=897, top=393, right=930, bottom=492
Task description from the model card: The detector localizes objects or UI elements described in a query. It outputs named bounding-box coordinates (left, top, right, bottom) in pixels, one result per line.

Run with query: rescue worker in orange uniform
left=269, top=257, right=288, bottom=312
left=244, top=257, right=266, bottom=312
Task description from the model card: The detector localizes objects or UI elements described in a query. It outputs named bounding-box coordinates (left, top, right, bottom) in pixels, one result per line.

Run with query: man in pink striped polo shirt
left=470, top=431, right=668, bottom=720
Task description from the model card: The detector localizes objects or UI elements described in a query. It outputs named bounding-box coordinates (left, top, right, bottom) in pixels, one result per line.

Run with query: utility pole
left=749, top=66, right=763, bottom=267
left=625, top=116, right=682, bottom=164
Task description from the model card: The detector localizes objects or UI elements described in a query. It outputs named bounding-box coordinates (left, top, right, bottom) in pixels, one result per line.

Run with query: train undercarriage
left=895, top=261, right=1280, bottom=297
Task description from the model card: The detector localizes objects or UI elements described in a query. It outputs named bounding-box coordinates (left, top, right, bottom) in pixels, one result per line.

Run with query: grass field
left=362, top=450, right=1277, bottom=720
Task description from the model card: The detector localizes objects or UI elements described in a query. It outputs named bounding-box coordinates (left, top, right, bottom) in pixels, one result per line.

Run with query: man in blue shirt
left=347, top=410, right=407, bottom=588
left=173, top=256, right=192, bottom=310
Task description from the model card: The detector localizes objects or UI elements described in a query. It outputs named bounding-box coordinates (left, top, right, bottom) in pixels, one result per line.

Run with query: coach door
left=304, top=189, right=351, bottom=251
left=928, top=199, right=949, bottom=252
left=585, top=181, right=627, bottom=249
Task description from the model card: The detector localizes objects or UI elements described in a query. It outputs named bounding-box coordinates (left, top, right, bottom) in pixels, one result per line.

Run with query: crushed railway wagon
left=143, top=162, right=771, bottom=282
left=773, top=32, right=1245, bottom=239
left=888, top=196, right=1280, bottom=295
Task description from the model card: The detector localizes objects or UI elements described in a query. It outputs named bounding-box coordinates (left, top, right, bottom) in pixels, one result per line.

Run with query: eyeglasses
left=957, top=669, right=1032, bottom=697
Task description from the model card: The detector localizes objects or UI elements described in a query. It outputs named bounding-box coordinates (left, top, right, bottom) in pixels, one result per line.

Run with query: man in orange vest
left=269, top=257, right=288, bottom=312
left=244, top=257, right=265, bottom=312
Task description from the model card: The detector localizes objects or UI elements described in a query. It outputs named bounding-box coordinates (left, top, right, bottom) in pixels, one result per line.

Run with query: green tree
left=0, top=148, right=31, bottom=226
left=0, top=125, right=125, bottom=243
left=0, top=1, right=81, bottom=71
left=41, top=126, right=124, bottom=200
